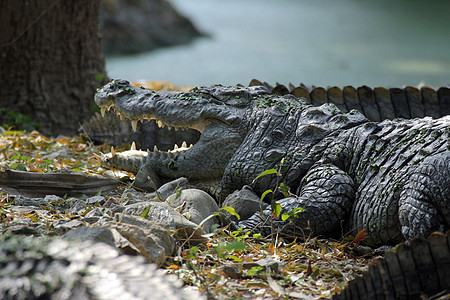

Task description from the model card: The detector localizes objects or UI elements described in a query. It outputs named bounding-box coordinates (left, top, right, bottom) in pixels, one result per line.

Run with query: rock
left=3, top=224, right=42, bottom=236
left=44, top=194, right=64, bottom=204
left=99, top=0, right=203, bottom=55
left=110, top=227, right=140, bottom=255
left=121, top=188, right=157, bottom=203
left=84, top=208, right=104, bottom=218
left=14, top=195, right=49, bottom=207
left=63, top=226, right=116, bottom=247
left=123, top=201, right=207, bottom=244
left=243, top=258, right=284, bottom=274
left=157, top=177, right=190, bottom=201
left=222, top=185, right=268, bottom=222
left=133, top=164, right=162, bottom=191
left=82, top=216, right=103, bottom=224
left=113, top=213, right=175, bottom=256
left=86, top=195, right=106, bottom=205
left=123, top=202, right=176, bottom=229
left=166, top=189, right=220, bottom=233
left=111, top=222, right=167, bottom=267
left=217, top=263, right=242, bottom=279
left=54, top=219, right=84, bottom=234
left=56, top=197, right=87, bottom=214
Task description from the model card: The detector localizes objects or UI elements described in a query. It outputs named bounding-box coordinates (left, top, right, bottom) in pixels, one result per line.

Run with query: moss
left=254, top=95, right=307, bottom=114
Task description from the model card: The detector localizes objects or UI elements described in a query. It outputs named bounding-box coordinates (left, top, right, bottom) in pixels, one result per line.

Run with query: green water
left=106, top=0, right=450, bottom=87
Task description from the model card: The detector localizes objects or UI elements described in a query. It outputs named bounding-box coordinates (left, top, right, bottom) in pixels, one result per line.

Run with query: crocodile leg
left=399, top=153, right=450, bottom=240
left=238, top=163, right=355, bottom=238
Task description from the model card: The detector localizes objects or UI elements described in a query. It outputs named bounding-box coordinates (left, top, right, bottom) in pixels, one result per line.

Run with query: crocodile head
left=95, top=80, right=367, bottom=198
left=95, top=80, right=269, bottom=195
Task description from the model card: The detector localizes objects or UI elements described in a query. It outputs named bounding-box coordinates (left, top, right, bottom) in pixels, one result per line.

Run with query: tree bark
left=0, top=0, right=107, bottom=136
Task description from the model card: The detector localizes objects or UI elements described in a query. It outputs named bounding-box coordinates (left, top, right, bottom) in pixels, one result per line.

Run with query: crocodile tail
left=250, top=80, right=450, bottom=121
left=333, top=231, right=450, bottom=300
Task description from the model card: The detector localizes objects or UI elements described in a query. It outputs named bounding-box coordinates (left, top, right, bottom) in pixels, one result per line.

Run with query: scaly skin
left=0, top=235, right=203, bottom=300
left=333, top=231, right=450, bottom=300
left=251, top=79, right=450, bottom=121
left=95, top=80, right=450, bottom=247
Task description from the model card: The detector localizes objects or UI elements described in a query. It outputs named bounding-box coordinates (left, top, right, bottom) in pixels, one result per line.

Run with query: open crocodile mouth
left=98, top=93, right=210, bottom=145
left=99, top=104, right=227, bottom=176
left=101, top=114, right=204, bottom=165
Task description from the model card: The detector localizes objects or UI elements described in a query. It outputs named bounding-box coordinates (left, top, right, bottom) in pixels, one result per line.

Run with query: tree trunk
left=0, top=0, right=107, bottom=136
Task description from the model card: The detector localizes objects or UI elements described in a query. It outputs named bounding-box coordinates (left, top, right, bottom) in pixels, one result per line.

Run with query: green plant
left=9, top=153, right=32, bottom=171
left=252, top=157, right=305, bottom=233
left=0, top=108, right=41, bottom=132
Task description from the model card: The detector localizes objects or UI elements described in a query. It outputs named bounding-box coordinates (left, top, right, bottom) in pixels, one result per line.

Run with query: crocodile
left=333, top=231, right=450, bottom=300
left=83, top=80, right=449, bottom=149
left=94, top=79, right=450, bottom=247
left=0, top=234, right=203, bottom=300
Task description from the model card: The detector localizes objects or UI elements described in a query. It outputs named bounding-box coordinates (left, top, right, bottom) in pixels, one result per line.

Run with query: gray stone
left=133, top=164, right=162, bottom=192
left=123, top=201, right=207, bottom=244
left=123, top=202, right=176, bottom=230
left=217, top=263, right=242, bottom=279
left=243, top=258, right=284, bottom=274
left=121, top=188, right=156, bottom=203
left=63, top=226, right=116, bottom=247
left=157, top=177, right=190, bottom=201
left=43, top=194, right=64, bottom=204
left=82, top=216, right=102, bottom=224
left=222, top=185, right=268, bottom=222
left=14, top=195, right=49, bottom=207
left=85, top=208, right=104, bottom=218
left=56, top=198, right=87, bottom=214
left=110, top=227, right=140, bottom=255
left=3, top=224, right=41, bottom=236
left=166, top=189, right=220, bottom=234
left=111, top=222, right=166, bottom=267
left=86, top=195, right=106, bottom=205
left=53, top=219, right=84, bottom=235
left=85, top=208, right=104, bottom=217
left=113, top=213, right=175, bottom=256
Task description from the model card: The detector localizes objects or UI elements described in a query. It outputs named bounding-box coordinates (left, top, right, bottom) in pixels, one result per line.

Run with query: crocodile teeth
left=181, top=141, right=187, bottom=148
left=154, top=145, right=159, bottom=152
left=157, top=120, right=164, bottom=128
left=168, top=126, right=172, bottom=130
left=131, top=141, right=136, bottom=150
left=174, top=144, right=179, bottom=150
left=190, top=144, right=194, bottom=148
left=131, top=120, right=138, bottom=132
left=110, top=146, right=116, bottom=156
left=101, top=107, right=106, bottom=117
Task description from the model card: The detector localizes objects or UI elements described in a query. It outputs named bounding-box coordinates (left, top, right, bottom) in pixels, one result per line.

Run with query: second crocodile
left=95, top=80, right=450, bottom=247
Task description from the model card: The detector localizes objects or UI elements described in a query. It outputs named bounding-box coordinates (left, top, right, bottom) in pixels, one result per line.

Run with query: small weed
left=0, top=108, right=41, bottom=132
